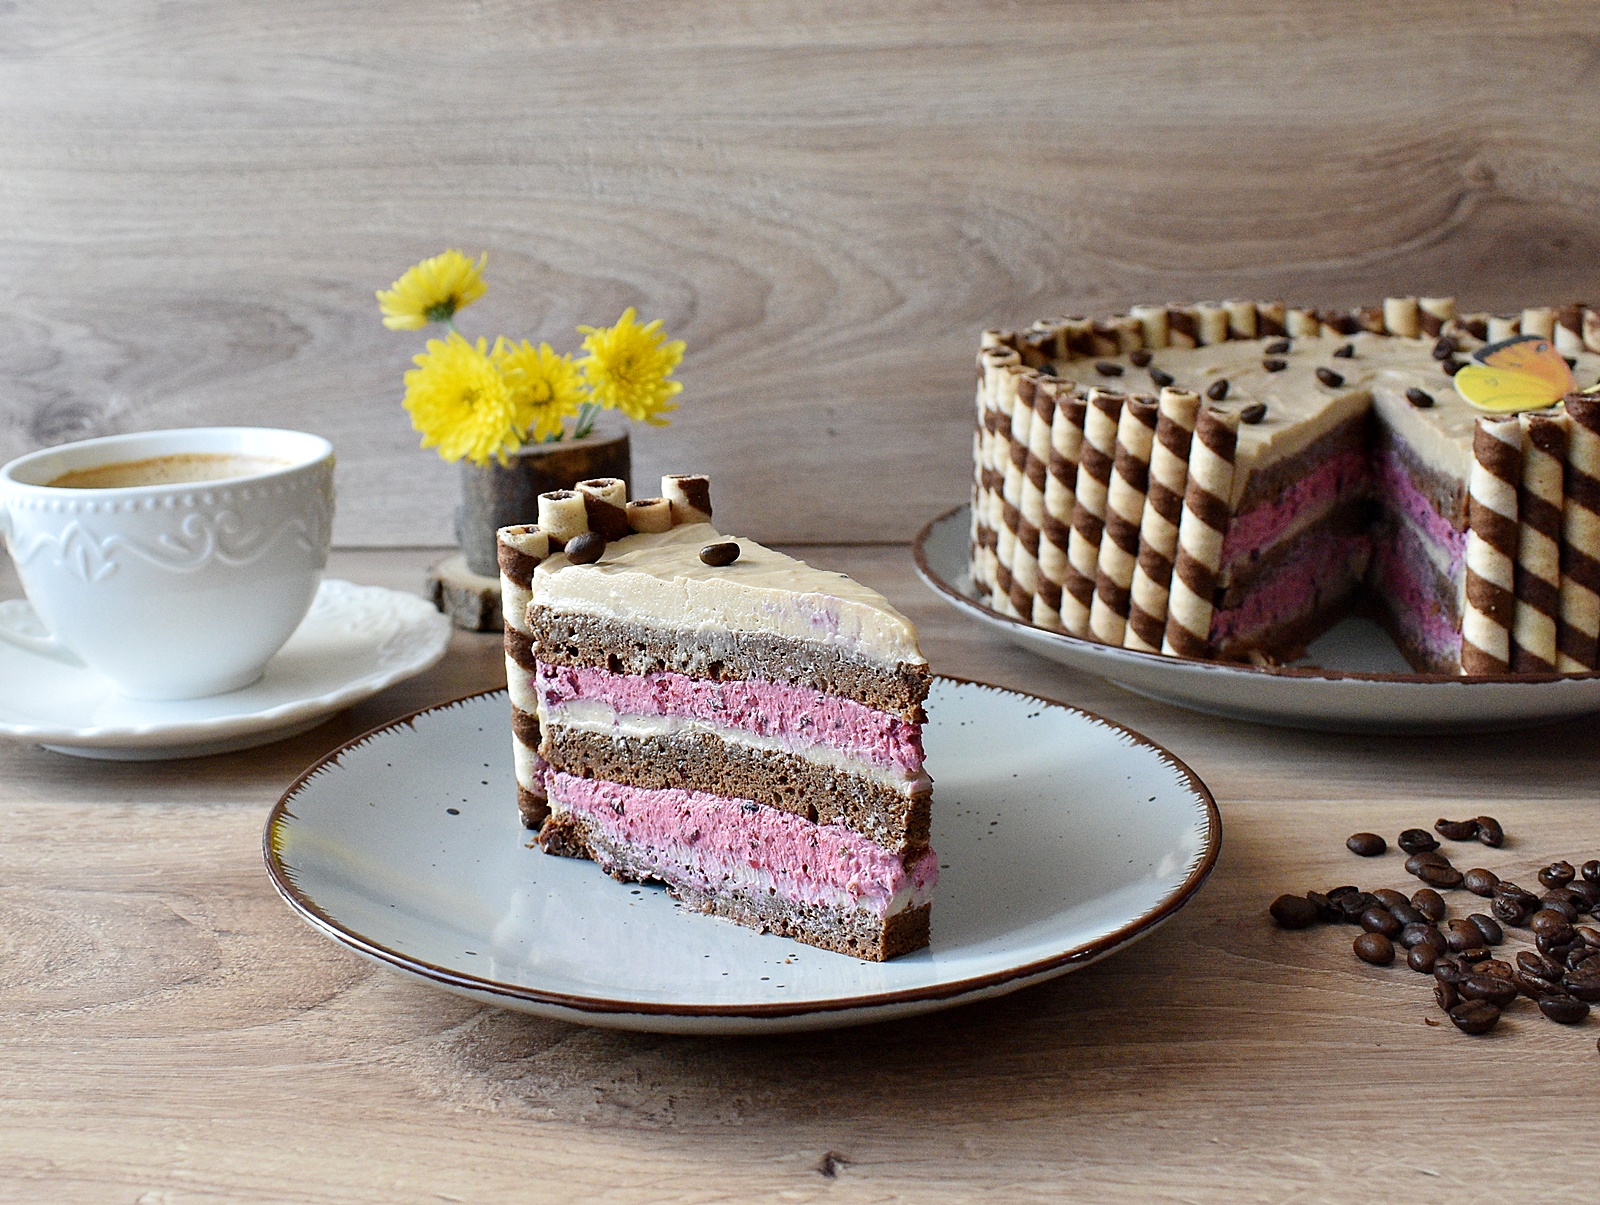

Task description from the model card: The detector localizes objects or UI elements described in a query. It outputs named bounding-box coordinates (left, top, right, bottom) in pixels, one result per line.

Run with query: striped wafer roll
left=1166, top=307, right=1200, bottom=349
left=1583, top=307, right=1600, bottom=354
left=1286, top=308, right=1320, bottom=338
left=577, top=478, right=631, bottom=540
left=1383, top=296, right=1420, bottom=338
left=1354, top=306, right=1386, bottom=335
left=1058, top=318, right=1094, bottom=360
left=1559, top=393, right=1600, bottom=670
left=1461, top=416, right=1523, bottom=674
left=1162, top=407, right=1239, bottom=659
left=1034, top=383, right=1087, bottom=631
left=1089, top=396, right=1159, bottom=645
left=498, top=524, right=552, bottom=827
left=626, top=498, right=672, bottom=533
left=1521, top=308, right=1557, bottom=341
left=1062, top=389, right=1124, bottom=636
left=1512, top=411, right=1568, bottom=671
left=1255, top=301, right=1287, bottom=337
left=1555, top=305, right=1586, bottom=356
left=1487, top=315, right=1520, bottom=343
left=1418, top=297, right=1456, bottom=338
left=1319, top=310, right=1362, bottom=339
left=980, top=329, right=1013, bottom=351
left=662, top=474, right=712, bottom=525
left=1006, top=374, right=1047, bottom=617
left=995, top=370, right=1038, bottom=617
left=1108, top=314, right=1144, bottom=354
left=1195, top=303, right=1229, bottom=346
left=974, top=346, right=1022, bottom=596
left=1224, top=300, right=1257, bottom=340
left=537, top=490, right=589, bottom=544
left=1125, top=389, right=1202, bottom=652
left=1130, top=305, right=1169, bottom=350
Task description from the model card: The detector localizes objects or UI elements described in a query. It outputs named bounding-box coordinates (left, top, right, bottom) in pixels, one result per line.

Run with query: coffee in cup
left=46, top=453, right=293, bottom=490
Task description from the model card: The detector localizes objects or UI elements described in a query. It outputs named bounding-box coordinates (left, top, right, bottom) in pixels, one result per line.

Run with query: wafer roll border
left=1462, top=418, right=1523, bottom=674
left=1163, top=408, right=1239, bottom=659
left=1126, top=389, right=1201, bottom=653
left=1511, top=413, right=1567, bottom=672
left=1089, top=396, right=1158, bottom=645
left=1559, top=393, right=1600, bottom=671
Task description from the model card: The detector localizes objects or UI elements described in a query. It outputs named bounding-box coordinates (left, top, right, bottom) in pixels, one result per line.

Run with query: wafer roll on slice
left=1089, top=396, right=1159, bottom=645
left=498, top=524, right=553, bottom=827
left=1521, top=308, right=1557, bottom=341
left=1165, top=307, right=1200, bottom=349
left=626, top=498, right=673, bottom=533
left=537, top=490, right=589, bottom=545
left=1129, top=305, right=1169, bottom=350
left=1062, top=389, right=1124, bottom=636
left=1254, top=301, right=1287, bottom=337
left=1462, top=416, right=1524, bottom=674
left=1286, top=308, right=1320, bottom=338
left=1224, top=300, right=1257, bottom=341
left=1584, top=308, right=1600, bottom=355
left=1418, top=297, right=1456, bottom=338
left=1559, top=392, right=1600, bottom=670
left=1126, top=389, right=1201, bottom=653
left=1195, top=303, right=1229, bottom=347
left=1512, top=412, right=1568, bottom=672
left=1383, top=296, right=1421, bottom=339
left=662, top=474, right=713, bottom=526
left=1162, top=407, right=1239, bottom=659
left=1555, top=305, right=1586, bottom=356
left=973, top=347, right=1022, bottom=598
left=1034, top=383, right=1086, bottom=631
left=1487, top=315, right=1520, bottom=343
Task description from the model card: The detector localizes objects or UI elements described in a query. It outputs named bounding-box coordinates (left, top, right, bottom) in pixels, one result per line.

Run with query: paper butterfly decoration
left=1452, top=335, right=1576, bottom=414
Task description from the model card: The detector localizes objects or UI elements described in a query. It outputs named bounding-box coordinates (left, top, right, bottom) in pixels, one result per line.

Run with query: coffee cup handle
left=0, top=599, right=87, bottom=667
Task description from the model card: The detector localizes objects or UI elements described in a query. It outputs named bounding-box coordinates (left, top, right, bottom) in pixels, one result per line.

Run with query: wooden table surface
left=5, top=545, right=1600, bottom=1202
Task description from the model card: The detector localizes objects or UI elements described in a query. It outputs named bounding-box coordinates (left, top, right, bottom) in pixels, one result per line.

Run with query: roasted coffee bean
left=1148, top=368, right=1176, bottom=388
left=698, top=541, right=740, bottom=567
left=1539, top=891, right=1582, bottom=919
left=1540, top=861, right=1577, bottom=889
left=1347, top=832, right=1386, bottom=857
left=1397, top=828, right=1440, bottom=854
left=1261, top=359, right=1288, bottom=374
left=1240, top=402, right=1268, bottom=423
left=1270, top=894, right=1318, bottom=929
left=1519, top=971, right=1562, bottom=1001
left=1539, top=994, right=1591, bottom=1024
left=1435, top=979, right=1459, bottom=1011
left=1327, top=885, right=1361, bottom=899
left=1472, top=958, right=1514, bottom=979
left=1576, top=926, right=1600, bottom=948
left=1568, top=948, right=1600, bottom=972
left=1518, top=951, right=1563, bottom=981
left=1405, top=387, right=1435, bottom=409
left=1460, top=974, right=1519, bottom=1008
left=1094, top=361, right=1124, bottom=377
left=1435, top=817, right=1480, bottom=841
left=1401, top=923, right=1445, bottom=951
left=1495, top=881, right=1540, bottom=909
left=1129, top=349, right=1153, bottom=368
left=1315, top=367, right=1345, bottom=388
left=1563, top=967, right=1600, bottom=1002
left=1432, top=336, right=1459, bottom=360
left=1568, top=881, right=1600, bottom=908
left=1444, top=920, right=1481, bottom=953
left=1408, top=944, right=1439, bottom=974
left=1418, top=863, right=1464, bottom=889
left=1434, top=960, right=1467, bottom=987
left=1360, top=908, right=1403, bottom=938
left=1533, top=909, right=1576, bottom=938
left=1205, top=379, right=1229, bottom=401
left=1337, top=892, right=1378, bottom=922
left=1583, top=860, right=1600, bottom=884
left=1333, top=342, right=1355, bottom=359
left=1411, top=888, right=1447, bottom=921
left=1354, top=932, right=1395, bottom=966
left=1405, top=851, right=1451, bottom=875
left=1442, top=358, right=1463, bottom=377
left=1491, top=895, right=1529, bottom=926
left=1449, top=1000, right=1501, bottom=1035
left=1305, top=891, right=1340, bottom=923
left=1370, top=888, right=1408, bottom=909
left=1537, top=932, right=1577, bottom=958
left=1468, top=914, right=1503, bottom=946
left=1457, top=946, right=1490, bottom=964
left=1389, top=902, right=1427, bottom=927
left=1474, top=816, right=1504, bottom=847
left=1463, top=868, right=1499, bottom=897
left=1264, top=339, right=1291, bottom=355
left=564, top=532, right=606, bottom=564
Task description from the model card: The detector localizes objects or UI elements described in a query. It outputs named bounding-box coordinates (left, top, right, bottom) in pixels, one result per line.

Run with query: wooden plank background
left=3, top=2, right=1599, bottom=545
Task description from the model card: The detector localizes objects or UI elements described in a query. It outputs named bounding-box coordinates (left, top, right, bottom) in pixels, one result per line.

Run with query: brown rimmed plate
left=916, top=504, right=1600, bottom=734
left=264, top=680, right=1219, bottom=1034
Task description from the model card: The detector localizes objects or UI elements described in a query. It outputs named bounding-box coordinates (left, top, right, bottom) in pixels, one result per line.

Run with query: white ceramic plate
left=916, top=504, right=1600, bottom=733
left=265, top=681, right=1219, bottom=1034
left=0, top=580, right=452, bottom=759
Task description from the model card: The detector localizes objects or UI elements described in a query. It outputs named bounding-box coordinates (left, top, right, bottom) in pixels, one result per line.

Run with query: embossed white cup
left=0, top=427, right=335, bottom=699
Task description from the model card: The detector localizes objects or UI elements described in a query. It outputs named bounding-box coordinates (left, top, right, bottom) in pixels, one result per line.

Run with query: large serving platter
left=265, top=681, right=1219, bottom=1035
left=915, top=504, right=1600, bottom=733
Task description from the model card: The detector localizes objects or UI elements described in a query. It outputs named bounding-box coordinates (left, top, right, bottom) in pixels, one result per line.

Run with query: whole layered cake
left=498, top=475, right=936, bottom=960
left=972, top=298, right=1600, bottom=675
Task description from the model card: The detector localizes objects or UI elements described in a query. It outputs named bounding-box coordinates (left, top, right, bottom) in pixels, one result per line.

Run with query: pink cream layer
left=1374, top=449, right=1467, bottom=573
left=1210, top=529, right=1370, bottom=645
left=1221, top=448, right=1369, bottom=570
left=537, top=663, right=924, bottom=776
left=546, top=771, right=939, bottom=917
left=1373, top=523, right=1462, bottom=663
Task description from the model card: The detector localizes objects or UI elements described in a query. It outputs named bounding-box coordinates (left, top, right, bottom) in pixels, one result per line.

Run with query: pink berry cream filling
left=544, top=771, right=939, bottom=918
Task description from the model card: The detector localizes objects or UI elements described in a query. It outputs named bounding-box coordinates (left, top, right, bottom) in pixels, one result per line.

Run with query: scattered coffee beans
left=1539, top=995, right=1590, bottom=1024
left=1408, top=944, right=1438, bottom=973
left=1449, top=1000, right=1501, bottom=1035
left=1347, top=832, right=1386, bottom=857
left=1418, top=863, right=1465, bottom=889
left=1476, top=816, right=1505, bottom=848
left=1411, top=889, right=1446, bottom=921
left=1539, top=861, right=1577, bottom=889
left=1405, top=851, right=1450, bottom=876
left=1270, top=894, right=1317, bottom=929
left=1354, top=933, right=1395, bottom=966
left=1435, top=817, right=1480, bottom=841
left=1397, top=829, right=1440, bottom=854
left=1360, top=908, right=1403, bottom=938
left=1463, top=868, right=1499, bottom=897
left=1467, top=914, right=1503, bottom=946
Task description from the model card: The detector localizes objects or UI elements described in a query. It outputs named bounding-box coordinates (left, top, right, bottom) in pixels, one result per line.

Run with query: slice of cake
left=972, top=298, right=1600, bottom=675
left=498, top=475, right=936, bottom=960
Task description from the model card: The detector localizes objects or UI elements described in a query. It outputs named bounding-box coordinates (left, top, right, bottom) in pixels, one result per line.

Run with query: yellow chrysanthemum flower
left=402, top=333, right=532, bottom=466
left=377, top=249, right=489, bottom=331
left=492, top=338, right=587, bottom=442
left=577, top=307, right=685, bottom=426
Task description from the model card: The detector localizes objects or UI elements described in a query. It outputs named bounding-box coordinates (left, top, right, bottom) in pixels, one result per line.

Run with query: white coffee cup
left=0, top=427, right=335, bottom=700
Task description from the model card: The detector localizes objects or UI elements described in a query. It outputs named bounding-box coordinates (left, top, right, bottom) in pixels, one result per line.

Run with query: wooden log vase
left=426, top=423, right=632, bottom=631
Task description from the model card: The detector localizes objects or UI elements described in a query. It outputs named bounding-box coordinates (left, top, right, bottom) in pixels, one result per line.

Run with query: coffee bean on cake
left=563, top=532, right=606, bottom=564
left=1129, top=349, right=1153, bottom=367
left=1347, top=832, right=1386, bottom=857
left=1148, top=368, right=1175, bottom=388
left=698, top=541, right=740, bottom=567
left=1206, top=379, right=1230, bottom=401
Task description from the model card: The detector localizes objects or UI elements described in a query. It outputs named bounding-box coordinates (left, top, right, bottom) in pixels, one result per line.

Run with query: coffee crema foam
left=47, top=453, right=291, bottom=490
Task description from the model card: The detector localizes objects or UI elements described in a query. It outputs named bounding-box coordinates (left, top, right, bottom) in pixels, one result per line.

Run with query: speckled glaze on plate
left=915, top=504, right=1600, bottom=734
left=265, top=680, right=1219, bottom=1035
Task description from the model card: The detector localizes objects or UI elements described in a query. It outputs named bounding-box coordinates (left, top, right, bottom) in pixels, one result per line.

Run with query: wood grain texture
left=3, top=3, right=1600, bottom=545
left=5, top=547, right=1600, bottom=1200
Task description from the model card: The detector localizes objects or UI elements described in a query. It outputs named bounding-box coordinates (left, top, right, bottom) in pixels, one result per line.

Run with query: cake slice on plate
left=498, top=475, right=936, bottom=961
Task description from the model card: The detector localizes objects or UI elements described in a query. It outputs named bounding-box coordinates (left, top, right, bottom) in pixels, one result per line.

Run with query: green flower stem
left=573, top=401, right=599, bottom=440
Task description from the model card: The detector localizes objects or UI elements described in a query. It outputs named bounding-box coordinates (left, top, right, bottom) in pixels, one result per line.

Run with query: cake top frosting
left=534, top=522, right=926, bottom=668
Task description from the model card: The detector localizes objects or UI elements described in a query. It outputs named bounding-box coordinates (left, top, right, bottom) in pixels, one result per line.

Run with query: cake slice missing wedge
left=499, top=477, right=936, bottom=961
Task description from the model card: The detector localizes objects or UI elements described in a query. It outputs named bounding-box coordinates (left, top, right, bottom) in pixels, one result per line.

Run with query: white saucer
left=265, top=681, right=1220, bottom=1034
left=915, top=504, right=1600, bottom=733
left=0, top=579, right=452, bottom=759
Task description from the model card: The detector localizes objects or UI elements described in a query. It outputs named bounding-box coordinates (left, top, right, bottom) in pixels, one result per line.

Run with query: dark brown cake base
left=537, top=810, right=931, bottom=961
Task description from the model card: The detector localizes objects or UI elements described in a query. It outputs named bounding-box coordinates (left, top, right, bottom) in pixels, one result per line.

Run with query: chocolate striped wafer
left=1487, top=315, right=1520, bottom=343
left=1162, top=407, right=1239, bottom=659
left=1008, top=373, right=1053, bottom=618
left=1584, top=307, right=1600, bottom=354
left=1125, top=389, right=1202, bottom=653
left=1512, top=412, right=1568, bottom=672
left=1418, top=297, right=1456, bottom=339
left=1559, top=392, right=1600, bottom=670
left=1089, top=395, right=1159, bottom=645
left=498, top=523, right=553, bottom=827
left=1383, top=296, right=1420, bottom=338
left=1521, top=308, right=1557, bottom=341
left=995, top=367, right=1037, bottom=617
left=1462, top=416, right=1523, bottom=674
left=1555, top=305, right=1587, bottom=357
left=1033, top=381, right=1087, bottom=631
left=973, top=346, right=1022, bottom=600
left=1062, top=389, right=1125, bottom=636
left=1195, top=303, right=1229, bottom=346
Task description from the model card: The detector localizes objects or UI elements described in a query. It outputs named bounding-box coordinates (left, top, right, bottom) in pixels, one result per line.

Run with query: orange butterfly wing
left=1473, top=335, right=1575, bottom=395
